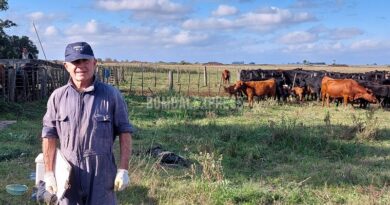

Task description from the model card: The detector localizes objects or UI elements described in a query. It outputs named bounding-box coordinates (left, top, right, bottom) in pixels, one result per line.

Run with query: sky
left=1, top=0, right=389, bottom=65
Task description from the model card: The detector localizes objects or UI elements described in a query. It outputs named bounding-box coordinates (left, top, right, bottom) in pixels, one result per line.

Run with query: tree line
left=0, top=0, right=38, bottom=59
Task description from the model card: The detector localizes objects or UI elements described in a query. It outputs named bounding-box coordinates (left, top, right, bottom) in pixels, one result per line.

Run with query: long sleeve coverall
left=42, top=78, right=134, bottom=204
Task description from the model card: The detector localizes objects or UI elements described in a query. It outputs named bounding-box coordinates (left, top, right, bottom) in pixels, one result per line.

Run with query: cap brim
left=65, top=54, right=95, bottom=62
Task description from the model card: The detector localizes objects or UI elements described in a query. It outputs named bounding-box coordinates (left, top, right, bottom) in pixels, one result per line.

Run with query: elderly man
left=42, top=42, right=134, bottom=204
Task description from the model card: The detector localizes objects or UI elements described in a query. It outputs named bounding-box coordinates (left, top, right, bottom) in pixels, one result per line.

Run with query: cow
left=221, top=69, right=230, bottom=84
left=234, top=78, right=276, bottom=107
left=223, top=84, right=241, bottom=100
left=291, top=86, right=305, bottom=102
left=321, top=78, right=377, bottom=107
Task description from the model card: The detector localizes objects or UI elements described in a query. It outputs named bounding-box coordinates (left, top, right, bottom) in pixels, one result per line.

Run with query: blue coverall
left=42, top=77, right=134, bottom=205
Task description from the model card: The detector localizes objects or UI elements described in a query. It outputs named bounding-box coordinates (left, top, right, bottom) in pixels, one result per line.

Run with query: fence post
left=154, top=68, right=157, bottom=87
left=203, top=66, right=207, bottom=86
left=187, top=71, right=191, bottom=96
left=168, top=70, right=173, bottom=91
left=1, top=68, right=5, bottom=99
left=121, top=66, right=125, bottom=82
left=215, top=68, right=219, bottom=87
left=8, top=69, right=16, bottom=102
left=141, top=67, right=144, bottom=96
left=128, top=72, right=133, bottom=95
left=208, top=70, right=211, bottom=96
left=42, top=69, right=48, bottom=98
left=197, top=68, right=201, bottom=95
left=114, top=67, right=119, bottom=87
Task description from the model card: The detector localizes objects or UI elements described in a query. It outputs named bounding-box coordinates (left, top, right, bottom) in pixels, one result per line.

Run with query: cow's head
left=354, top=93, right=378, bottom=103
left=224, top=85, right=236, bottom=94
left=234, top=81, right=244, bottom=91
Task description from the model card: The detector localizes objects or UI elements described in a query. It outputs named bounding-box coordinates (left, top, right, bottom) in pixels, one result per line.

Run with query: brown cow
left=291, top=86, right=305, bottom=102
left=322, top=78, right=377, bottom=107
left=234, top=78, right=276, bottom=107
left=221, top=69, right=230, bottom=84
left=223, top=84, right=239, bottom=100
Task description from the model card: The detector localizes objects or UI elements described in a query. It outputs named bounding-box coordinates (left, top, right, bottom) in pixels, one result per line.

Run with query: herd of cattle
left=221, top=68, right=390, bottom=108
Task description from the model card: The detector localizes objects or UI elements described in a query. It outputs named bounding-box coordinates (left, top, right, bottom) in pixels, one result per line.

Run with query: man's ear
left=63, top=62, right=71, bottom=72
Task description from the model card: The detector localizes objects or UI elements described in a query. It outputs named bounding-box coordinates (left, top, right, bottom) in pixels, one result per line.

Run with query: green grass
left=0, top=95, right=389, bottom=204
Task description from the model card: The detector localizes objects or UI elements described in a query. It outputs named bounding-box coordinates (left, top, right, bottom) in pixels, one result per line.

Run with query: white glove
left=114, top=169, right=130, bottom=191
left=44, top=171, right=57, bottom=194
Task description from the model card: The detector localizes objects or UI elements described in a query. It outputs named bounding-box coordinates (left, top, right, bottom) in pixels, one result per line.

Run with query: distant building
left=203, top=62, right=224, bottom=65
left=308, top=62, right=326, bottom=65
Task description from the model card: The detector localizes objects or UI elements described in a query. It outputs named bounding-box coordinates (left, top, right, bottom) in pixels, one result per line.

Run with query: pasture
left=0, top=64, right=389, bottom=204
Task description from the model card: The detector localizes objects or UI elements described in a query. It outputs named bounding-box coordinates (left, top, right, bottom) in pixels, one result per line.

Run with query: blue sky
left=1, top=0, right=389, bottom=64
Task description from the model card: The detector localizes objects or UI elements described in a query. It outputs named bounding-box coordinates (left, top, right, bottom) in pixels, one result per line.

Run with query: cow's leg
left=343, top=95, right=348, bottom=107
left=248, top=93, right=253, bottom=108
left=326, top=94, right=330, bottom=107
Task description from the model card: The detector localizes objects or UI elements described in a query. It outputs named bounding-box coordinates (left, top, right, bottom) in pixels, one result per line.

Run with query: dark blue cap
left=65, top=42, right=95, bottom=62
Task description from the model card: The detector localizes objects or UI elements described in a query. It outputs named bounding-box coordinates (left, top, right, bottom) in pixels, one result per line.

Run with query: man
left=21, top=47, right=34, bottom=59
left=42, top=42, right=134, bottom=204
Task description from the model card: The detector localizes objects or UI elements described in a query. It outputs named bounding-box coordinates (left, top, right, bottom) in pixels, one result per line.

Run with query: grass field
left=0, top=95, right=389, bottom=204
left=0, top=64, right=389, bottom=204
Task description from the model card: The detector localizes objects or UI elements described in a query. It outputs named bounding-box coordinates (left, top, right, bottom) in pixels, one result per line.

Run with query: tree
left=0, top=0, right=38, bottom=59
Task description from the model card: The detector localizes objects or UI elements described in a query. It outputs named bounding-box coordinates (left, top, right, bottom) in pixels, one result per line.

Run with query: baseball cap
left=65, top=42, right=95, bottom=62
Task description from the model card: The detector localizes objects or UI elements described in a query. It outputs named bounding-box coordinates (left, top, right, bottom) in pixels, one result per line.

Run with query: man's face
left=64, top=59, right=96, bottom=85
left=22, top=48, right=27, bottom=53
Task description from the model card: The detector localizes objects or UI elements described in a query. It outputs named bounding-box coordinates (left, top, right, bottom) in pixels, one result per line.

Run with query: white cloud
left=28, top=12, right=45, bottom=21
left=278, top=31, right=316, bottom=44
left=64, top=19, right=117, bottom=36
left=86, top=20, right=98, bottom=33
left=171, top=31, right=208, bottom=45
left=327, top=28, right=363, bottom=40
left=350, top=39, right=382, bottom=50
left=183, top=18, right=236, bottom=30
left=282, top=42, right=346, bottom=53
left=44, top=26, right=58, bottom=36
left=97, top=0, right=186, bottom=13
left=183, top=6, right=315, bottom=32
left=212, top=5, right=238, bottom=16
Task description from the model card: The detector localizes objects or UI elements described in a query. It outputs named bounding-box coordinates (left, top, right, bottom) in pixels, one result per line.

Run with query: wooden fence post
left=121, top=66, right=125, bottom=82
left=203, top=66, right=207, bottom=86
left=187, top=71, right=191, bottom=96
left=42, top=69, right=48, bottom=99
left=129, top=72, right=133, bottom=95
left=197, top=68, right=201, bottom=95
left=115, top=67, right=119, bottom=87
left=8, top=69, right=15, bottom=102
left=154, top=68, right=157, bottom=87
left=141, top=67, right=144, bottom=96
left=208, top=70, right=211, bottom=96
left=215, top=68, right=219, bottom=87
left=1, top=68, right=5, bottom=99
left=168, top=70, right=173, bottom=91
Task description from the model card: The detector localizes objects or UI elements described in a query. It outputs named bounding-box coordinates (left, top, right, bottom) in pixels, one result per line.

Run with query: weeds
left=193, top=152, right=224, bottom=183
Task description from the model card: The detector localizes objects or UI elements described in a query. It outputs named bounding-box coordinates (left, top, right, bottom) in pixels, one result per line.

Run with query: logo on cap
left=73, top=45, right=83, bottom=51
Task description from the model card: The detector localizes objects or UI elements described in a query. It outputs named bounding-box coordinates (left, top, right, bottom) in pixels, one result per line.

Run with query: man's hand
left=114, top=169, right=130, bottom=191
left=44, top=171, right=57, bottom=194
